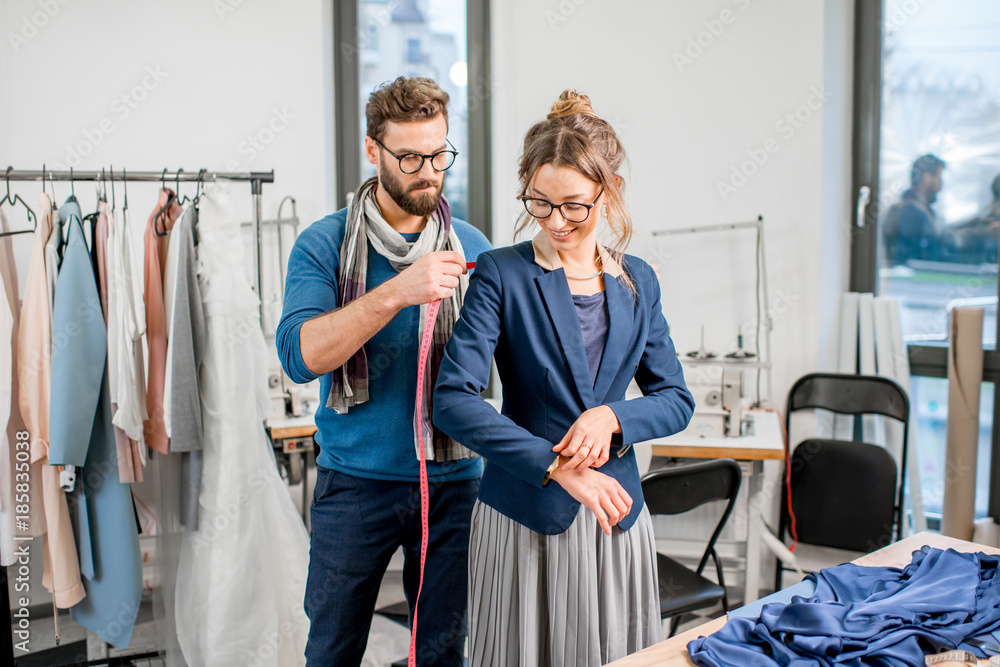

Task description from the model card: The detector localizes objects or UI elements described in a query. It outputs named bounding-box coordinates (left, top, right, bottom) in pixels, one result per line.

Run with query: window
left=406, top=37, right=423, bottom=64
left=910, top=377, right=994, bottom=518
left=334, top=0, right=490, bottom=233
left=851, top=0, right=1000, bottom=524
left=365, top=24, right=379, bottom=53
left=875, top=1, right=1000, bottom=348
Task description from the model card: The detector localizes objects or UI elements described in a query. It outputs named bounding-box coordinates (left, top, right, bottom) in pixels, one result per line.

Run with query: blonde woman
left=434, top=90, right=695, bottom=665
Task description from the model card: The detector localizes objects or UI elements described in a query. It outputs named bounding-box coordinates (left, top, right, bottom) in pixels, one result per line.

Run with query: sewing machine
left=682, top=363, right=752, bottom=438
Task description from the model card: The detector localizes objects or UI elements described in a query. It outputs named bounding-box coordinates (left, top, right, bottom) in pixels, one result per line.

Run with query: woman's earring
left=602, top=204, right=608, bottom=219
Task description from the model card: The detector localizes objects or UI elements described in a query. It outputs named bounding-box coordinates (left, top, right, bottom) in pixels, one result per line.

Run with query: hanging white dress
left=175, top=186, right=309, bottom=667
left=110, top=205, right=149, bottom=466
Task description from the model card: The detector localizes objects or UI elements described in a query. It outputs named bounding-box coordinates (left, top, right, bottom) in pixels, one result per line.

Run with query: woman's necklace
left=565, top=249, right=603, bottom=280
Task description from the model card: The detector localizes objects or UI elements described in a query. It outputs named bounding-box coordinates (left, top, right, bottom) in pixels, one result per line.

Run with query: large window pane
left=910, top=376, right=993, bottom=520
left=876, top=0, right=1000, bottom=347
left=358, top=0, right=470, bottom=221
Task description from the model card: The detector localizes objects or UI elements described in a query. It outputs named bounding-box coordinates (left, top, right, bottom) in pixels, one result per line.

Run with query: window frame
left=333, top=0, right=492, bottom=240
left=849, top=0, right=1000, bottom=521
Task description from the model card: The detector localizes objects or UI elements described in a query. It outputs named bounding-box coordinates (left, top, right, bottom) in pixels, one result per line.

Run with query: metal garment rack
left=1, top=168, right=275, bottom=321
left=0, top=167, right=273, bottom=665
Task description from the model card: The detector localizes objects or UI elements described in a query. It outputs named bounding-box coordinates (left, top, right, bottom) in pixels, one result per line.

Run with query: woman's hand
left=552, top=405, right=622, bottom=471
left=549, top=464, right=633, bottom=536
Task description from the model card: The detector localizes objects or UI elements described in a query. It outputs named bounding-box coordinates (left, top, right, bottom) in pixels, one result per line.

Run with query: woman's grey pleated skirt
left=467, top=500, right=662, bottom=667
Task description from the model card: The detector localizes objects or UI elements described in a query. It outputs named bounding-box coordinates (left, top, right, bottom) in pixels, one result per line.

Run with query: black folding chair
left=642, top=458, right=742, bottom=637
left=775, top=372, right=909, bottom=591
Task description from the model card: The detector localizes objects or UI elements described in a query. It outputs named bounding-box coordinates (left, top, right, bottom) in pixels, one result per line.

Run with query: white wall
left=0, top=0, right=336, bottom=611
left=0, top=0, right=335, bottom=294
left=491, top=0, right=854, bottom=409
left=1, top=0, right=857, bottom=593
left=0, top=0, right=855, bottom=398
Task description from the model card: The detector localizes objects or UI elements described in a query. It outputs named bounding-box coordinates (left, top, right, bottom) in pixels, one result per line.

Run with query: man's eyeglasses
left=371, top=136, right=458, bottom=174
left=520, top=188, right=604, bottom=223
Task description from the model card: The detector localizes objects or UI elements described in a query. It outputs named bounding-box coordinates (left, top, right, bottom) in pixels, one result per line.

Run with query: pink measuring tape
left=408, top=262, right=474, bottom=667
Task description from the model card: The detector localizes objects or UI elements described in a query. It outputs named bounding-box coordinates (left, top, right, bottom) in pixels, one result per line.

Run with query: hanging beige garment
left=0, top=209, right=46, bottom=546
left=16, top=194, right=85, bottom=607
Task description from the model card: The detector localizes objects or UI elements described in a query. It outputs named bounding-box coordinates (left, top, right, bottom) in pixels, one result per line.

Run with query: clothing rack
left=1, top=168, right=275, bottom=321
left=1, top=167, right=273, bottom=665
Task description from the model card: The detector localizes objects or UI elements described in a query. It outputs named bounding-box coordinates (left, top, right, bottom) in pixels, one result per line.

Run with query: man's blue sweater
left=276, top=208, right=491, bottom=482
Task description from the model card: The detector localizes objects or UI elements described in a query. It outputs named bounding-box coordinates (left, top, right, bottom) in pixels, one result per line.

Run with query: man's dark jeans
left=304, top=465, right=479, bottom=666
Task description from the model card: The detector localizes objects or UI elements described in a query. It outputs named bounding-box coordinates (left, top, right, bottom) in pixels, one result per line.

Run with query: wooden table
left=266, top=414, right=318, bottom=525
left=267, top=414, right=318, bottom=441
left=608, top=531, right=1000, bottom=666
left=638, top=409, right=785, bottom=603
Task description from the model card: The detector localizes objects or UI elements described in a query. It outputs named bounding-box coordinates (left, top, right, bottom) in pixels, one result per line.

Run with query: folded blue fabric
left=688, top=546, right=1000, bottom=666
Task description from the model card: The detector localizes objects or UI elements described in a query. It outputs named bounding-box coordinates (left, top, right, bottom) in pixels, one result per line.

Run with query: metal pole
left=252, top=178, right=265, bottom=325
left=2, top=168, right=274, bottom=184
left=650, top=216, right=774, bottom=406
left=5, top=166, right=274, bottom=326
left=757, top=216, right=774, bottom=407
left=651, top=219, right=762, bottom=237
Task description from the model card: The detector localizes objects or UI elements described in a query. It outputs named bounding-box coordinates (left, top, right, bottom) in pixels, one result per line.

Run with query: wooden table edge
left=268, top=424, right=318, bottom=440
left=648, top=444, right=785, bottom=461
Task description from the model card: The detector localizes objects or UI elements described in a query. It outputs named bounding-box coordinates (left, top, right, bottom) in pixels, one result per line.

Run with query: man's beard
left=379, top=155, right=444, bottom=217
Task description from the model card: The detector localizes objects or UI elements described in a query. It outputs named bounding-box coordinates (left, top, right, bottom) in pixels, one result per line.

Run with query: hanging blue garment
left=688, top=547, right=1000, bottom=666
left=49, top=213, right=142, bottom=648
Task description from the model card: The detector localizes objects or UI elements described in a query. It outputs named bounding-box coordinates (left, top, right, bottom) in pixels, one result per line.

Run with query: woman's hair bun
left=547, top=89, right=597, bottom=120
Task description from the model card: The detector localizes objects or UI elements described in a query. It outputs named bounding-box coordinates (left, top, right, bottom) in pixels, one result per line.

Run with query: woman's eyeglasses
left=520, top=188, right=604, bottom=223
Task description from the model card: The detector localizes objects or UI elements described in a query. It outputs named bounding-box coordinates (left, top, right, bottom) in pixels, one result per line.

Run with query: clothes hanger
left=43, top=163, right=58, bottom=211
left=82, top=168, right=104, bottom=227
left=81, top=171, right=104, bottom=258
left=175, top=168, right=189, bottom=206
left=123, top=167, right=129, bottom=213
left=0, top=166, right=37, bottom=237
left=44, top=163, right=66, bottom=246
left=109, top=165, right=116, bottom=212
left=191, top=169, right=207, bottom=245
left=194, top=168, right=207, bottom=205
left=154, top=168, right=176, bottom=236
left=57, top=166, right=84, bottom=248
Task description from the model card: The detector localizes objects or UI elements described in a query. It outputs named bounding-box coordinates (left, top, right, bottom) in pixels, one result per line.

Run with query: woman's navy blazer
left=433, top=232, right=695, bottom=535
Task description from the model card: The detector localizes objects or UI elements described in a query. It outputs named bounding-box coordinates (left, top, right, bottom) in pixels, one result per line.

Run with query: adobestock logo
left=716, top=84, right=832, bottom=202
left=223, top=107, right=296, bottom=172
left=673, top=0, right=753, bottom=73
left=51, top=65, right=170, bottom=170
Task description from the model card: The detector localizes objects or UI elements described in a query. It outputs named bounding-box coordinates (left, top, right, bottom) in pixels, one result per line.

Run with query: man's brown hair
left=366, top=76, right=449, bottom=142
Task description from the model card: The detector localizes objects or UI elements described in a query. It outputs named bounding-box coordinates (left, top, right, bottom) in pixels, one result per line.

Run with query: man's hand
left=299, top=250, right=467, bottom=376
left=549, top=464, right=633, bottom=536
left=387, top=251, right=468, bottom=307
left=552, top=406, right=622, bottom=471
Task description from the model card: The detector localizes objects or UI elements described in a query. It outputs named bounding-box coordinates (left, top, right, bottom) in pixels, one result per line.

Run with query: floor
left=10, top=568, right=728, bottom=667
left=9, top=455, right=735, bottom=666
